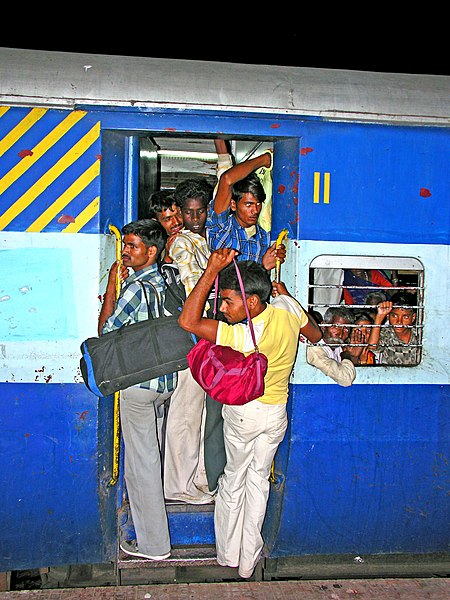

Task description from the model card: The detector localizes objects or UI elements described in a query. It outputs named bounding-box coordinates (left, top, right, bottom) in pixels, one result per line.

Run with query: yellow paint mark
left=62, top=197, right=99, bottom=233
left=0, top=122, right=100, bottom=230
left=0, top=110, right=86, bottom=195
left=313, top=172, right=320, bottom=203
left=0, top=107, right=47, bottom=158
left=27, top=161, right=100, bottom=232
left=0, top=106, right=10, bottom=118
left=313, top=172, right=331, bottom=204
left=324, top=172, right=330, bottom=204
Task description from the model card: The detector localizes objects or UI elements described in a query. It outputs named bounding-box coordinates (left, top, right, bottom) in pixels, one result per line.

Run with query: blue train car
left=0, top=47, right=448, bottom=585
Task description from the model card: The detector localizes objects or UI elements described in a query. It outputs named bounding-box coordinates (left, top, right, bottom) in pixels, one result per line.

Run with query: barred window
left=308, top=256, right=424, bottom=367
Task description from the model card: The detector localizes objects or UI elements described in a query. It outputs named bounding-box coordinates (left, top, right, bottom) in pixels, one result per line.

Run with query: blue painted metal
left=265, top=383, right=450, bottom=557
left=167, top=511, right=215, bottom=546
left=121, top=509, right=215, bottom=546
left=0, top=96, right=448, bottom=574
left=0, top=108, right=102, bottom=234
left=0, top=383, right=116, bottom=571
left=272, top=122, right=449, bottom=245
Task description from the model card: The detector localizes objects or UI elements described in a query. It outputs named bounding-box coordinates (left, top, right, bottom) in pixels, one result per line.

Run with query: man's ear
left=147, top=245, right=158, bottom=260
left=230, top=199, right=237, bottom=212
left=247, top=294, right=260, bottom=309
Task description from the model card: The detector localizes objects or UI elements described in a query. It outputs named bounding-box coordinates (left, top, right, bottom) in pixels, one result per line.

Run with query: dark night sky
left=2, top=17, right=448, bottom=76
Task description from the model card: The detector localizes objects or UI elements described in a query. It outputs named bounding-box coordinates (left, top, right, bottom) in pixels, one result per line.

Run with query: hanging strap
left=213, top=258, right=259, bottom=352
left=138, top=280, right=164, bottom=319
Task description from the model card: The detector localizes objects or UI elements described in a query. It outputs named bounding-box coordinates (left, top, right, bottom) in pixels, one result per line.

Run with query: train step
left=118, top=545, right=218, bottom=569
left=118, top=544, right=219, bottom=569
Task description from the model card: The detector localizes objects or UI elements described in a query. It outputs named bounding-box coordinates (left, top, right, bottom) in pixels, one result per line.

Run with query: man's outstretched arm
left=179, top=248, right=238, bottom=342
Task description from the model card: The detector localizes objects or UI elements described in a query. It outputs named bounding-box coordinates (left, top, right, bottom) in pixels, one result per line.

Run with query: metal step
left=118, top=544, right=219, bottom=570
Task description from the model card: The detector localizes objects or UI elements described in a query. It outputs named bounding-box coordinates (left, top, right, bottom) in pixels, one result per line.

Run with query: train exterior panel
left=0, top=48, right=448, bottom=577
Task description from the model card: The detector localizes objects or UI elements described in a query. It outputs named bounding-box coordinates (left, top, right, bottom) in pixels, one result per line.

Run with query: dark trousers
left=204, top=395, right=226, bottom=491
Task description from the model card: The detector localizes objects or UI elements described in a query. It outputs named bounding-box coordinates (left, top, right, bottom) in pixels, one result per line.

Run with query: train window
left=308, top=256, right=424, bottom=367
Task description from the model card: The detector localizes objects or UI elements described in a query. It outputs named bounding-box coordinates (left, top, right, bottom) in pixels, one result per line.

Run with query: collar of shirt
left=126, top=263, right=160, bottom=284
left=244, top=225, right=256, bottom=238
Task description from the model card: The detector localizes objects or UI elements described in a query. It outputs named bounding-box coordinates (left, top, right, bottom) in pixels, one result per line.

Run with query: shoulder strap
left=233, top=259, right=259, bottom=351
left=138, top=280, right=163, bottom=319
left=213, top=259, right=259, bottom=351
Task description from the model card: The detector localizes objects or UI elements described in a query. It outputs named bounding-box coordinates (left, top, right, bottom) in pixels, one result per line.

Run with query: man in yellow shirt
left=179, top=248, right=321, bottom=579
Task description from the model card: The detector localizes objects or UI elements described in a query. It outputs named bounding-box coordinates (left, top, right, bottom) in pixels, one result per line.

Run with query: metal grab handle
left=275, top=228, right=288, bottom=283
left=108, top=224, right=123, bottom=487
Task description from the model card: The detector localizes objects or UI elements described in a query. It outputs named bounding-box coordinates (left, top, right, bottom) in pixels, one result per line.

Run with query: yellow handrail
left=108, top=224, right=122, bottom=486
left=275, top=228, right=288, bottom=283
left=270, top=228, right=289, bottom=484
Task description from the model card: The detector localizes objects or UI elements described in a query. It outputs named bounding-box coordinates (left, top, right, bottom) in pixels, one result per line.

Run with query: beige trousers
left=163, top=368, right=214, bottom=503
left=214, top=401, right=288, bottom=578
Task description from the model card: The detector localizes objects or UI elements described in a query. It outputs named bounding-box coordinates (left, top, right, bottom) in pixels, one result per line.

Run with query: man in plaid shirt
left=206, top=149, right=284, bottom=270
left=98, top=219, right=177, bottom=561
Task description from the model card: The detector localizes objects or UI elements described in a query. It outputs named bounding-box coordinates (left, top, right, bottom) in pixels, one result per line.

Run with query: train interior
left=138, top=136, right=272, bottom=197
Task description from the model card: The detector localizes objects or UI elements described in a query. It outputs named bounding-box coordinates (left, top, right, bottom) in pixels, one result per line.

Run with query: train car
left=0, top=47, right=448, bottom=588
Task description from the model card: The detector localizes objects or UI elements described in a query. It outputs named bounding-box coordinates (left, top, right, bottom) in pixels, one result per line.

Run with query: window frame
left=308, top=255, right=424, bottom=367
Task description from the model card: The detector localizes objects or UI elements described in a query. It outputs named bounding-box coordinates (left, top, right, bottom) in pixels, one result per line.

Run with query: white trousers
left=214, top=401, right=288, bottom=578
left=163, top=368, right=212, bottom=502
left=120, top=386, right=172, bottom=556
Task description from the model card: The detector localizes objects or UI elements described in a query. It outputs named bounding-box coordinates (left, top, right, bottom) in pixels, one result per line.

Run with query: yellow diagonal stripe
left=0, top=110, right=86, bottom=195
left=62, top=197, right=99, bottom=233
left=0, top=106, right=10, bottom=118
left=27, top=160, right=100, bottom=232
left=0, top=107, right=47, bottom=158
left=0, top=122, right=100, bottom=230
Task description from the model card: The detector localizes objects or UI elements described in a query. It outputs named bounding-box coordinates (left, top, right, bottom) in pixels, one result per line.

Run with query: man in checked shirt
left=206, top=147, right=285, bottom=270
left=98, top=219, right=176, bottom=561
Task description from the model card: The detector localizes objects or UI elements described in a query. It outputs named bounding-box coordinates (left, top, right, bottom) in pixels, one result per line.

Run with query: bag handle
left=138, top=280, right=163, bottom=319
left=213, top=258, right=259, bottom=352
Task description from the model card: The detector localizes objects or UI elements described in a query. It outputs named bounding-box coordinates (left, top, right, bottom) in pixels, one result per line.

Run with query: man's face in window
left=323, top=317, right=350, bottom=345
left=389, top=307, right=416, bottom=336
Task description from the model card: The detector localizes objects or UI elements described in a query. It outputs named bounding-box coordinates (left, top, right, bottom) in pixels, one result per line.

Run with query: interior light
left=157, top=150, right=219, bottom=161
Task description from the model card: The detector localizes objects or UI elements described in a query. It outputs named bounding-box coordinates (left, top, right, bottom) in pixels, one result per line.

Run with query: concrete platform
left=0, top=577, right=449, bottom=599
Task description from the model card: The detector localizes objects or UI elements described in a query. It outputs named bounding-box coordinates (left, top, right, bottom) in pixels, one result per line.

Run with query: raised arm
left=97, top=261, right=129, bottom=335
left=301, top=314, right=323, bottom=344
left=272, top=280, right=322, bottom=344
left=178, top=248, right=238, bottom=342
left=213, top=151, right=272, bottom=215
left=367, top=301, right=393, bottom=348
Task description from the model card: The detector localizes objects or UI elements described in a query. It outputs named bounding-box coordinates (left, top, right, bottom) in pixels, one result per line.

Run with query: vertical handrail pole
left=108, top=224, right=122, bottom=486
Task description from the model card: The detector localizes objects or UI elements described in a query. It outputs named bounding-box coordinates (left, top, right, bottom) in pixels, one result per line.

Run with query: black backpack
left=159, top=262, right=186, bottom=315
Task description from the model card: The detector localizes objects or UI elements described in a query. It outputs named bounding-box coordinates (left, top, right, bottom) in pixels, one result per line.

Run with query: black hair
left=231, top=173, right=266, bottom=205
left=174, top=178, right=213, bottom=209
left=143, top=189, right=177, bottom=219
left=389, top=291, right=417, bottom=309
left=354, top=311, right=374, bottom=324
left=122, top=219, right=167, bottom=256
left=308, top=309, right=323, bottom=325
left=219, top=260, right=271, bottom=303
